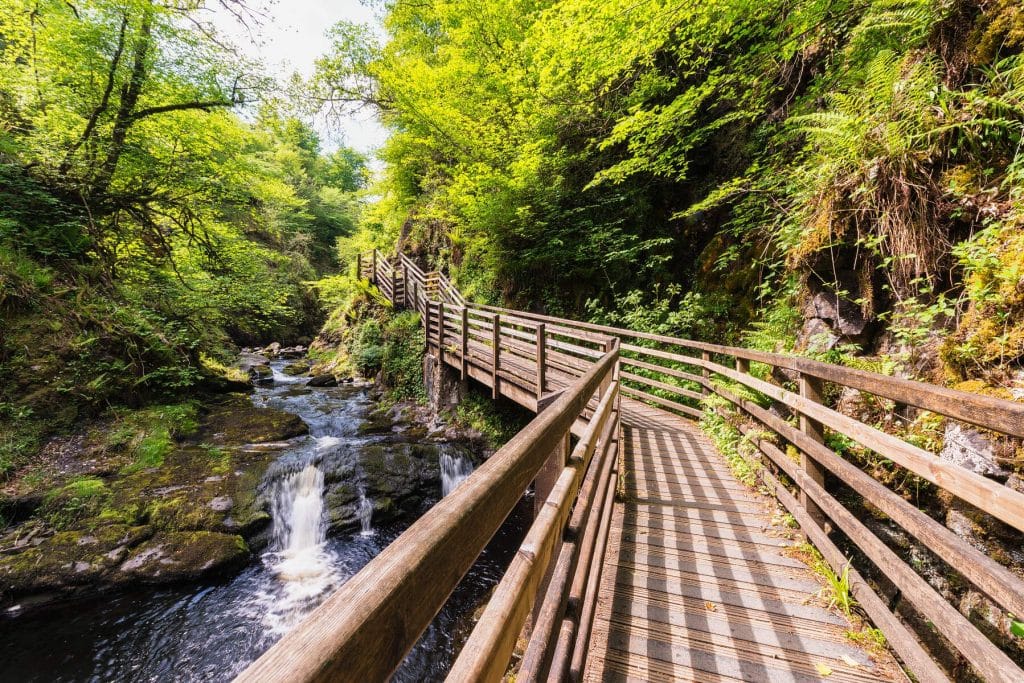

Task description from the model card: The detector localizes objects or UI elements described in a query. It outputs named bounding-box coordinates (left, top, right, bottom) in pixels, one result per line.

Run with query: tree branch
left=127, top=98, right=234, bottom=122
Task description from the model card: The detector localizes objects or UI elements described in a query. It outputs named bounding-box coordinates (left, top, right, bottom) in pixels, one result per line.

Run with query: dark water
left=0, top=362, right=531, bottom=682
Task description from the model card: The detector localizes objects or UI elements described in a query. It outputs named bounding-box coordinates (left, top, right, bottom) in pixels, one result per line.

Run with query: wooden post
left=492, top=313, right=500, bottom=400
left=371, top=250, right=377, bottom=285
left=401, top=262, right=408, bottom=307
left=461, top=307, right=469, bottom=380
left=425, top=302, right=432, bottom=349
left=535, top=432, right=569, bottom=520
left=437, top=301, right=445, bottom=362
left=798, top=372, right=827, bottom=529
left=391, top=266, right=398, bottom=306
left=599, top=337, right=615, bottom=398
left=736, top=357, right=749, bottom=374
left=701, top=350, right=711, bottom=395
left=356, top=253, right=362, bottom=280
left=535, top=323, right=546, bottom=400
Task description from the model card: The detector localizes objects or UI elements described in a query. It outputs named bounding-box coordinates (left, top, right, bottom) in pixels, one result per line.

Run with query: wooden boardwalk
left=585, top=403, right=899, bottom=682
left=433, top=314, right=901, bottom=680
left=253, top=250, right=1024, bottom=683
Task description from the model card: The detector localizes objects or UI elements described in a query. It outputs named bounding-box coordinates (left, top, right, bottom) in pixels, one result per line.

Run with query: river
left=0, top=361, right=530, bottom=681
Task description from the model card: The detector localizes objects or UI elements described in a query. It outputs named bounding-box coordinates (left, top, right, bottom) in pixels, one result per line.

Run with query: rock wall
left=423, top=351, right=467, bottom=412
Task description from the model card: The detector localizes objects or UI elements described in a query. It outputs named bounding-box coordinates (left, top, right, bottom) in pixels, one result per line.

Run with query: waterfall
left=269, top=463, right=328, bottom=579
left=440, top=450, right=474, bottom=497
left=262, top=461, right=338, bottom=633
left=357, top=487, right=374, bottom=536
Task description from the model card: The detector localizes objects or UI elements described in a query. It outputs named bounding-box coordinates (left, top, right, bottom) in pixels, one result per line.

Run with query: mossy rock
left=115, top=531, right=250, bottom=584
left=0, top=524, right=153, bottom=597
left=357, top=408, right=397, bottom=435
left=282, top=362, right=311, bottom=376
left=200, top=395, right=307, bottom=444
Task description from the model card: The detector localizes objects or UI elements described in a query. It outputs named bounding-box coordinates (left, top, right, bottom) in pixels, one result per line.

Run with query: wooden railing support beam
left=536, top=323, right=546, bottom=400
left=701, top=350, right=711, bottom=394
left=461, top=307, right=468, bottom=380
left=437, top=301, right=445, bottom=362
left=798, top=372, right=827, bottom=529
left=491, top=313, right=500, bottom=400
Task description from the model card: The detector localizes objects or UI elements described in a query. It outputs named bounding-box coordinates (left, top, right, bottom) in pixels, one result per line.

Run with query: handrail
left=473, top=303, right=1024, bottom=438
left=236, top=348, right=620, bottom=683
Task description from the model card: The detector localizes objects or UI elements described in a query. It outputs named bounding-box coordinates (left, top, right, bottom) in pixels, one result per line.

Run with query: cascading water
left=262, top=449, right=339, bottom=633
left=440, top=447, right=474, bottom=497
left=357, top=487, right=374, bottom=536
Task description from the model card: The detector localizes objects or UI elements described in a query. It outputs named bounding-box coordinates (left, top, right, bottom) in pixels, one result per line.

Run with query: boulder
left=262, top=342, right=282, bottom=357
left=249, top=364, right=273, bottom=385
left=115, top=531, right=249, bottom=583
left=307, top=373, right=338, bottom=387
left=278, top=345, right=307, bottom=359
left=803, top=291, right=870, bottom=339
left=282, top=361, right=310, bottom=376
left=939, top=423, right=1008, bottom=478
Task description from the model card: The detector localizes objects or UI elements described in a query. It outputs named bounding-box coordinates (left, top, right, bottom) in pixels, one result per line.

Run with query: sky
left=209, top=0, right=388, bottom=157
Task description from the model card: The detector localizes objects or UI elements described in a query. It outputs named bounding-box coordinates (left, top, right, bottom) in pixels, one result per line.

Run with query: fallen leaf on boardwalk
left=840, top=654, right=860, bottom=668
left=815, top=663, right=833, bottom=676
left=704, top=601, right=717, bottom=611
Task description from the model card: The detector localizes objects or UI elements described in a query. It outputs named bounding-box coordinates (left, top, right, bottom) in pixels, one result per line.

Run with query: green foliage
left=699, top=404, right=760, bottom=487
left=0, top=0, right=370, bottom=466
left=106, top=402, right=199, bottom=473
left=453, top=392, right=524, bottom=450
left=315, top=0, right=1024, bottom=379
left=345, top=310, right=425, bottom=402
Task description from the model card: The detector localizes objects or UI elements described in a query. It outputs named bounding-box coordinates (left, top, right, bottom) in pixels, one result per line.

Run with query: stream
left=0, top=361, right=531, bottom=682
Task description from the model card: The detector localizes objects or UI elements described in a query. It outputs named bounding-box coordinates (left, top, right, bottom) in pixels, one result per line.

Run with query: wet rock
left=357, top=408, right=396, bottom=435
left=307, top=373, right=338, bottom=387
left=262, top=342, right=282, bottom=358
left=115, top=531, right=249, bottom=583
left=282, top=361, right=310, bottom=376
left=201, top=395, right=308, bottom=445
left=249, top=364, right=273, bottom=385
left=0, top=525, right=153, bottom=597
left=278, top=345, right=307, bottom=359
left=940, top=423, right=1008, bottom=478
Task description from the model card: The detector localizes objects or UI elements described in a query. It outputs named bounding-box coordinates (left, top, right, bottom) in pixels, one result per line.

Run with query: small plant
left=42, top=476, right=110, bottom=530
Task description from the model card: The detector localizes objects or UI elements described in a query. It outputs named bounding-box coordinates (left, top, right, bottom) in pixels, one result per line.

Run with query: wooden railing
left=242, top=249, right=1024, bottom=683
left=237, top=252, right=621, bottom=682
left=436, top=307, right=1024, bottom=682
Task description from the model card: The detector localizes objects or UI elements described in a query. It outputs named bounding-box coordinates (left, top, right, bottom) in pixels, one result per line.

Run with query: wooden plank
left=620, top=386, right=703, bottom=419
left=648, top=345, right=1024, bottom=534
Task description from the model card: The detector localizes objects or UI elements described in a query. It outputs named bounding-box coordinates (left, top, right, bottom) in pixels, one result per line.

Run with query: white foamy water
left=269, top=366, right=306, bottom=385
left=261, top=462, right=339, bottom=633
left=357, top=487, right=374, bottom=536
left=440, top=451, right=474, bottom=497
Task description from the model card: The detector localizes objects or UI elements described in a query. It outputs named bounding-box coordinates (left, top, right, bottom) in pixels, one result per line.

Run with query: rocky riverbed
left=0, top=354, right=518, bottom=682
left=0, top=352, right=482, bottom=610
